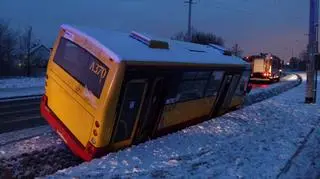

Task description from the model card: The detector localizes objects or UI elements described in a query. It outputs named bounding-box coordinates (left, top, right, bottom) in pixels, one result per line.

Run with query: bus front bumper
left=40, top=95, right=96, bottom=161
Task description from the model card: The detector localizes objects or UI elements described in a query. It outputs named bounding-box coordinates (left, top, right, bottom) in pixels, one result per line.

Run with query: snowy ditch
left=0, top=74, right=303, bottom=178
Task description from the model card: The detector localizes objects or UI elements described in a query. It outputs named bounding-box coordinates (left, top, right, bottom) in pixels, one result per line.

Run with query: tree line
left=0, top=20, right=245, bottom=77
left=0, top=20, right=42, bottom=77
left=289, top=50, right=320, bottom=71
left=172, top=28, right=244, bottom=57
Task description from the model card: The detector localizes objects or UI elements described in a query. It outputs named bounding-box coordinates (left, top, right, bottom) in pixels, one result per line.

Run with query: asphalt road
left=0, top=95, right=47, bottom=134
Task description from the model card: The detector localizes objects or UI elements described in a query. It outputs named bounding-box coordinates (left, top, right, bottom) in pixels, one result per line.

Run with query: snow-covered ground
left=0, top=77, right=44, bottom=89
left=250, top=74, right=298, bottom=95
left=41, top=73, right=319, bottom=178
left=245, top=73, right=301, bottom=105
left=0, top=77, right=45, bottom=99
left=0, top=126, right=54, bottom=156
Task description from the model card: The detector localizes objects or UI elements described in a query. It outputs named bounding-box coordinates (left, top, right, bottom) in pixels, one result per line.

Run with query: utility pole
left=185, top=0, right=196, bottom=41
left=235, top=44, right=239, bottom=54
left=305, top=0, right=319, bottom=103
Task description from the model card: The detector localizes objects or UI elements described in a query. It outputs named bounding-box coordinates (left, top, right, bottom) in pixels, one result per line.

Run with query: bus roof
left=61, top=24, right=249, bottom=66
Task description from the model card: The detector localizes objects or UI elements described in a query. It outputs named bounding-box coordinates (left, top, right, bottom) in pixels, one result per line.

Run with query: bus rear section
left=250, top=56, right=280, bottom=82
left=252, top=58, right=266, bottom=77
left=41, top=35, right=110, bottom=160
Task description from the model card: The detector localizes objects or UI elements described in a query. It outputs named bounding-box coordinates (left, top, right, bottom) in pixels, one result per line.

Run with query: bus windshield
left=54, top=37, right=108, bottom=98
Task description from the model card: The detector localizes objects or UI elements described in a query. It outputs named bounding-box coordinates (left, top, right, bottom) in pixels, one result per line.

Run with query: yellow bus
left=40, top=24, right=251, bottom=161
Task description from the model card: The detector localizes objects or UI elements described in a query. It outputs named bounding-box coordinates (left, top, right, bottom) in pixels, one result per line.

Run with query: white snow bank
left=0, top=87, right=44, bottom=99
left=45, top=74, right=319, bottom=178
left=245, top=74, right=301, bottom=105
left=0, top=77, right=45, bottom=89
left=0, top=77, right=45, bottom=99
left=250, top=74, right=299, bottom=95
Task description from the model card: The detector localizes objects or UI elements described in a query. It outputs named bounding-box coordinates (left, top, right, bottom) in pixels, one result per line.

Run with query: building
left=29, top=44, right=51, bottom=68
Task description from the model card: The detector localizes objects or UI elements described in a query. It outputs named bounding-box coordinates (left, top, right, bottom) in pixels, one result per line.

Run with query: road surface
left=0, top=96, right=46, bottom=134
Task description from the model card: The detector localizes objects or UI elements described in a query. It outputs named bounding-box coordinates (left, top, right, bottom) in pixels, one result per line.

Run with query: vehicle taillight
left=95, top=121, right=100, bottom=128
left=263, top=72, right=271, bottom=77
left=93, top=129, right=98, bottom=136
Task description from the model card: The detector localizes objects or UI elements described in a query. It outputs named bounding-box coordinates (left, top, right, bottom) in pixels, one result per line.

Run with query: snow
left=0, top=77, right=44, bottom=89
left=0, top=126, right=52, bottom=147
left=278, top=125, right=320, bottom=178
left=245, top=74, right=301, bottom=105
left=45, top=73, right=319, bottom=178
left=0, top=87, right=44, bottom=99
left=0, top=126, right=57, bottom=159
left=61, top=24, right=122, bottom=63
left=250, top=74, right=298, bottom=96
left=68, top=24, right=249, bottom=66
left=0, top=77, right=44, bottom=99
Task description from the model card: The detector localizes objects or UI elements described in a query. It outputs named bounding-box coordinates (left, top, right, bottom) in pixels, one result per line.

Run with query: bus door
left=133, top=77, right=165, bottom=144
left=110, top=79, right=148, bottom=146
left=212, top=73, right=240, bottom=116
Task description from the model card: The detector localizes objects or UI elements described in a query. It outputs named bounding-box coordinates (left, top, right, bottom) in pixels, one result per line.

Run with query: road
left=0, top=95, right=47, bottom=134
left=251, top=83, right=271, bottom=90
left=250, top=78, right=275, bottom=90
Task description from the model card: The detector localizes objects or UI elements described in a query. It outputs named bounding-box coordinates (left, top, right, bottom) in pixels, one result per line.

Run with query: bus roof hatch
left=129, top=31, right=169, bottom=49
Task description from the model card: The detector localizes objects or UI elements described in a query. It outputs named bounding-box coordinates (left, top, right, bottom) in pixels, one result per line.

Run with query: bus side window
left=176, top=71, right=210, bottom=102
left=236, top=71, right=250, bottom=96
left=164, top=72, right=183, bottom=104
left=204, top=71, right=224, bottom=97
left=177, top=80, right=207, bottom=101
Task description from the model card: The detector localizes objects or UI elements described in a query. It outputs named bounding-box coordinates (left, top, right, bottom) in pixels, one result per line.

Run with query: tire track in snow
left=276, top=117, right=320, bottom=179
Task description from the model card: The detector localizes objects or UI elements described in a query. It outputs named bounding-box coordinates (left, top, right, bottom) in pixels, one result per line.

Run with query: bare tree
left=299, top=50, right=308, bottom=61
left=172, top=28, right=225, bottom=46
left=230, top=43, right=243, bottom=57
left=19, top=26, right=40, bottom=76
left=3, top=29, right=18, bottom=63
left=0, top=20, right=18, bottom=76
left=0, top=20, right=43, bottom=77
left=0, top=21, right=9, bottom=75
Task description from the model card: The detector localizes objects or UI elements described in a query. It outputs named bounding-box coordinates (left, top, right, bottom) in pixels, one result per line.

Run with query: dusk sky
left=0, top=0, right=316, bottom=61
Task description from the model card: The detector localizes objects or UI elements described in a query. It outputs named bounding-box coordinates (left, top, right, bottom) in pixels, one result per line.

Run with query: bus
left=40, top=24, right=251, bottom=161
